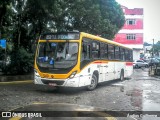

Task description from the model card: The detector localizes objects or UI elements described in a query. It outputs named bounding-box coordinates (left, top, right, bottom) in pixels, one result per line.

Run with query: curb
left=0, top=74, right=33, bottom=82
left=0, top=80, right=33, bottom=85
left=0, top=74, right=34, bottom=84
left=153, top=76, right=160, bottom=79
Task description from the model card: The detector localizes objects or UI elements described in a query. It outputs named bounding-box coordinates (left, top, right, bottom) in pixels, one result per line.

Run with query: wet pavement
left=131, top=68, right=160, bottom=111
left=0, top=68, right=160, bottom=120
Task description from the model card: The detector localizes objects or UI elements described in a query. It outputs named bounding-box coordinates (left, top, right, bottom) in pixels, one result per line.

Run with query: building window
left=126, top=19, right=136, bottom=25
left=126, top=34, right=136, bottom=40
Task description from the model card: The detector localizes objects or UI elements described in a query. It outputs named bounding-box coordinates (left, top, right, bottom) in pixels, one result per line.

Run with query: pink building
left=114, top=6, right=143, bottom=60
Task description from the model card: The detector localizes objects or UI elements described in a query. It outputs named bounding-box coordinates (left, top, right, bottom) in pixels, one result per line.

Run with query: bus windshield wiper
left=65, top=39, right=69, bottom=59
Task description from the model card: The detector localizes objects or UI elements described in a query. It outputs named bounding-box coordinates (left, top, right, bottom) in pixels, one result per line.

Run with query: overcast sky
left=116, top=0, right=160, bottom=44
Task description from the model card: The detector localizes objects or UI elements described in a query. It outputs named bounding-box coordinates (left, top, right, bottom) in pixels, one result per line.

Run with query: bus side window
left=125, top=49, right=132, bottom=61
left=100, top=43, right=108, bottom=59
left=80, top=38, right=91, bottom=69
left=120, top=48, right=125, bottom=61
left=108, top=44, right=114, bottom=60
left=130, top=50, right=133, bottom=61
left=81, top=41, right=90, bottom=61
left=115, top=46, right=120, bottom=60
left=92, top=41, right=100, bottom=59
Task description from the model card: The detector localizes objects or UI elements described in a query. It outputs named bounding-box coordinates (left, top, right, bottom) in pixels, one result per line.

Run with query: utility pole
left=152, top=39, right=154, bottom=57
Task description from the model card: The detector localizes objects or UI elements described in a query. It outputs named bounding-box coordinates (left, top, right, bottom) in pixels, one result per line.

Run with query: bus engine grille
left=41, top=79, right=65, bottom=85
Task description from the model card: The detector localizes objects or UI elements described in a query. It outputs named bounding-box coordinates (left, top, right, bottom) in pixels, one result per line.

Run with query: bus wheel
left=120, top=70, right=124, bottom=81
left=145, top=65, right=148, bottom=68
left=87, top=74, right=98, bottom=91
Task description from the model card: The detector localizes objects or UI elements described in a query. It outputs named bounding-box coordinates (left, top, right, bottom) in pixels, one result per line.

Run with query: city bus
left=34, top=32, right=133, bottom=90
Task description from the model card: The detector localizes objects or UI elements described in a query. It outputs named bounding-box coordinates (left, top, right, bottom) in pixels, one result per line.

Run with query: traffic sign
left=0, top=39, right=6, bottom=48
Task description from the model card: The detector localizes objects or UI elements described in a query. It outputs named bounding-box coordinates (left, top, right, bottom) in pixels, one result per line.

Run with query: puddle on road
left=143, top=89, right=160, bottom=111
left=143, top=84, right=152, bottom=87
left=126, top=89, right=142, bottom=97
left=112, top=79, right=160, bottom=111
left=143, top=90, right=151, bottom=99
left=111, top=82, right=124, bottom=87
left=143, top=90, right=160, bottom=97
left=111, top=83, right=125, bottom=92
left=126, top=89, right=142, bottom=108
left=152, top=91, right=160, bottom=94
left=143, top=99, right=160, bottom=111
left=126, top=88, right=160, bottom=111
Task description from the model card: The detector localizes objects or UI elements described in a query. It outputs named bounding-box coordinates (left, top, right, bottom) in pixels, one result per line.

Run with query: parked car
left=133, top=60, right=149, bottom=68
left=155, top=57, right=160, bottom=62
left=148, top=58, right=160, bottom=66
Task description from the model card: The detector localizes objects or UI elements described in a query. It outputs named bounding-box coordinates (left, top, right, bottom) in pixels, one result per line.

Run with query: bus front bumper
left=34, top=74, right=80, bottom=87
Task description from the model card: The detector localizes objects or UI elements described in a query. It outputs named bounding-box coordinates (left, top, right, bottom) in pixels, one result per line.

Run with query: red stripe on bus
left=126, top=62, right=133, bottom=66
left=93, top=61, right=108, bottom=64
left=94, top=62, right=102, bottom=63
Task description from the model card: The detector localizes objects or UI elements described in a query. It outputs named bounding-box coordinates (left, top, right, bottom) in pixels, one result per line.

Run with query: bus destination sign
left=41, top=33, right=80, bottom=40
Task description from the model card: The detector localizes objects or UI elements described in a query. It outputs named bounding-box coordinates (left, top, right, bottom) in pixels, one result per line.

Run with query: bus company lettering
left=12, top=112, right=42, bottom=118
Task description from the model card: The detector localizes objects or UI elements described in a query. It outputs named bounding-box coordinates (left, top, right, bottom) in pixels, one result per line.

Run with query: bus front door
left=99, top=63, right=108, bottom=82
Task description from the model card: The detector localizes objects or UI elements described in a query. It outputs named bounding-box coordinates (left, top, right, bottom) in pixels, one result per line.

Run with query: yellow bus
left=34, top=32, right=133, bottom=90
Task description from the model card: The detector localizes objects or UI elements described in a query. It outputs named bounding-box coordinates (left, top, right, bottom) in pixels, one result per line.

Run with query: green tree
left=0, top=0, right=12, bottom=39
left=152, top=41, right=160, bottom=56
left=1, top=0, right=125, bottom=48
left=0, top=46, right=5, bottom=60
left=25, top=0, right=125, bottom=40
left=67, top=0, right=125, bottom=39
left=0, top=0, right=125, bottom=74
left=3, top=47, right=34, bottom=74
left=144, top=42, right=152, bottom=46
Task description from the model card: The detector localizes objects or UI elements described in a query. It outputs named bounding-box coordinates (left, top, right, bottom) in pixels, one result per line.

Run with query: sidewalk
left=148, top=66, right=160, bottom=79
left=151, top=75, right=160, bottom=79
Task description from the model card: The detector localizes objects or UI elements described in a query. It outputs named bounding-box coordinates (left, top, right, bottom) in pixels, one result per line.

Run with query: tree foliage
left=3, top=47, right=34, bottom=74
left=152, top=41, right=160, bottom=56
left=0, top=0, right=12, bottom=39
left=1, top=0, right=125, bottom=47
left=69, top=0, right=125, bottom=39
left=0, top=0, right=125, bottom=74
left=143, top=42, right=152, bottom=46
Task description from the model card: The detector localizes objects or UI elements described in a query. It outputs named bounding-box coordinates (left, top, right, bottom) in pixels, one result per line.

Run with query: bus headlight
left=69, top=71, right=77, bottom=79
left=34, top=69, right=40, bottom=77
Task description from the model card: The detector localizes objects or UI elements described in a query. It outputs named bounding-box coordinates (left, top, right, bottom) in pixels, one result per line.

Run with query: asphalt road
left=0, top=68, right=160, bottom=120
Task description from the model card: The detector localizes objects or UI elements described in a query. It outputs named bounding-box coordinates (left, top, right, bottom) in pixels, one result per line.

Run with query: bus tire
left=135, top=65, right=138, bottom=68
left=87, top=74, right=98, bottom=91
left=120, top=70, right=124, bottom=81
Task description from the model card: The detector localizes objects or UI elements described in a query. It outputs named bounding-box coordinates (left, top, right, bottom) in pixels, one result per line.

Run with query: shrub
left=3, top=47, right=34, bottom=75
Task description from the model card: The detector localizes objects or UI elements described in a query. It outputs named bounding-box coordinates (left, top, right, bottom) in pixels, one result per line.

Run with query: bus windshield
left=37, top=42, right=78, bottom=69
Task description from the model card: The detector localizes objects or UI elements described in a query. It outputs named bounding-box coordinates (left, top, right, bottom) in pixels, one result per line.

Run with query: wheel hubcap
left=91, top=80, right=95, bottom=87
left=89, top=78, right=96, bottom=89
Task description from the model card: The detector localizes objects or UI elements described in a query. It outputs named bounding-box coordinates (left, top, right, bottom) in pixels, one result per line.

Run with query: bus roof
left=39, top=31, right=132, bottom=50
left=80, top=32, right=132, bottom=50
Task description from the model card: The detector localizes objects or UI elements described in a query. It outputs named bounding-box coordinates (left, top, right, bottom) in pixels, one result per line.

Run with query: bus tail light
left=69, top=71, right=77, bottom=79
